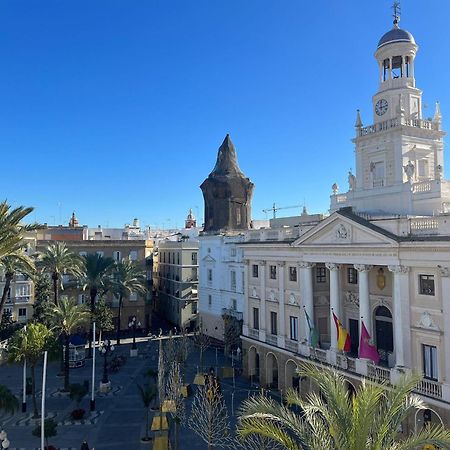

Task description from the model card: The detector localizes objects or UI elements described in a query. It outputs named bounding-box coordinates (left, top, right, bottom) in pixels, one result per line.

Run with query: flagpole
left=41, top=351, right=48, bottom=450
left=90, top=321, right=96, bottom=411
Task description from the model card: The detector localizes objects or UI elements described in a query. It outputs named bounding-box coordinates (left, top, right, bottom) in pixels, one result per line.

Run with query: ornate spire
left=434, top=100, right=442, bottom=122
left=355, top=109, right=363, bottom=128
left=209, top=134, right=244, bottom=178
left=392, top=1, right=401, bottom=28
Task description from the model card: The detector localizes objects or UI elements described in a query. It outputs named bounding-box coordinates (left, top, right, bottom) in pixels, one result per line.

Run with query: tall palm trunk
left=88, top=287, right=97, bottom=357
left=0, top=273, right=13, bottom=323
left=31, top=364, right=38, bottom=418
left=64, top=334, right=70, bottom=391
left=116, top=295, right=123, bottom=345
left=52, top=272, right=59, bottom=306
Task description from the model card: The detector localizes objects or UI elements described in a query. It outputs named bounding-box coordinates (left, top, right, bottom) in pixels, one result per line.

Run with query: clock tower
left=330, top=4, right=448, bottom=216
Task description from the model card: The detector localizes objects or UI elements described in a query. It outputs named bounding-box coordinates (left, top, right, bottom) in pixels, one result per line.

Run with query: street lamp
left=0, top=430, right=10, bottom=449
left=128, top=316, right=141, bottom=350
left=99, top=339, right=114, bottom=387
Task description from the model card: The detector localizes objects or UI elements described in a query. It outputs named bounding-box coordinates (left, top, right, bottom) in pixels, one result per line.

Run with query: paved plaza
left=0, top=338, right=270, bottom=450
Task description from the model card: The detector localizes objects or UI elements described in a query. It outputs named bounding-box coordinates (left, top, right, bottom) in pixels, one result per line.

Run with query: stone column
left=439, top=267, right=450, bottom=382
left=259, top=261, right=267, bottom=341
left=389, top=56, right=393, bottom=80
left=388, top=265, right=411, bottom=368
left=278, top=262, right=286, bottom=347
left=242, top=260, right=249, bottom=336
left=299, top=262, right=315, bottom=343
left=354, top=264, right=373, bottom=338
left=326, top=263, right=341, bottom=350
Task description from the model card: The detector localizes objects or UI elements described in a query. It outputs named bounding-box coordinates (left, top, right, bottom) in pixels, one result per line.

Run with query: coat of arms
left=376, top=268, right=386, bottom=290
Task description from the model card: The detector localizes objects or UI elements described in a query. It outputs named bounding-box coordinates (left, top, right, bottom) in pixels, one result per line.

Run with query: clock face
left=375, top=99, right=388, bottom=116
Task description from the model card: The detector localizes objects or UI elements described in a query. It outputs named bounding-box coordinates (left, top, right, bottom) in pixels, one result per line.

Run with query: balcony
left=416, top=379, right=442, bottom=399
left=265, top=334, right=278, bottom=346
left=221, top=308, right=243, bottom=321
left=249, top=328, right=259, bottom=339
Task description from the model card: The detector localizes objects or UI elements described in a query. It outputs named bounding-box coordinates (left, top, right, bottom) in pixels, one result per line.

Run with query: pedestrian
left=81, top=440, right=90, bottom=450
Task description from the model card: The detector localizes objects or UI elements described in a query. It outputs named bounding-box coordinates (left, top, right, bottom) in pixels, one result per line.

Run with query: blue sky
left=1, top=0, right=449, bottom=229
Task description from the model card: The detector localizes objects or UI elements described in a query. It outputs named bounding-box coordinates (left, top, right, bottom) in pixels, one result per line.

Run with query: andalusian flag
left=304, top=309, right=319, bottom=348
left=332, top=312, right=351, bottom=352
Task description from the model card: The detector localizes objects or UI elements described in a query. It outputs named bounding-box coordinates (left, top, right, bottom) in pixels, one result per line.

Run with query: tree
left=38, top=242, right=84, bottom=306
left=110, top=260, right=147, bottom=345
left=32, top=418, right=57, bottom=449
left=0, top=384, right=19, bottom=416
left=188, top=383, right=233, bottom=450
left=81, top=253, right=115, bottom=356
left=93, top=297, right=114, bottom=342
left=7, top=323, right=53, bottom=417
left=193, top=327, right=211, bottom=372
left=235, top=433, right=282, bottom=450
left=165, top=362, right=185, bottom=450
left=137, top=383, right=157, bottom=442
left=0, top=310, right=20, bottom=340
left=32, top=270, right=52, bottom=326
left=46, top=298, right=90, bottom=391
left=237, top=363, right=450, bottom=450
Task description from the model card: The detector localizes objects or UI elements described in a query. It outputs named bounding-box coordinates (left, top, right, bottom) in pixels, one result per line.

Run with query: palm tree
left=0, top=251, right=35, bottom=322
left=137, top=383, right=157, bottom=442
left=38, top=242, right=84, bottom=306
left=7, top=323, right=53, bottom=417
left=47, top=298, right=90, bottom=391
left=238, top=363, right=450, bottom=450
left=81, top=253, right=115, bottom=357
left=111, top=260, right=147, bottom=345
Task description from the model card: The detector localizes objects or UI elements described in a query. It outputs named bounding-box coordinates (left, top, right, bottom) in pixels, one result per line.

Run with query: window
left=418, top=159, right=429, bottom=178
left=113, top=251, right=121, bottom=262
left=79, top=251, right=87, bottom=257
left=129, top=250, right=138, bottom=261
left=96, top=251, right=104, bottom=258
left=289, top=316, right=298, bottom=341
left=419, top=275, right=435, bottom=296
left=241, top=271, right=245, bottom=293
left=207, top=269, right=212, bottom=282
left=270, top=265, right=277, bottom=280
left=231, top=299, right=237, bottom=310
left=78, top=294, right=85, bottom=305
left=18, top=308, right=27, bottom=318
left=230, top=270, right=236, bottom=292
left=191, top=252, right=197, bottom=265
left=371, top=161, right=385, bottom=187
left=231, top=247, right=237, bottom=257
left=316, top=267, right=327, bottom=283
left=253, top=307, right=259, bottom=330
left=252, top=265, right=259, bottom=278
left=177, top=253, right=180, bottom=265
left=423, top=344, right=438, bottom=380
left=347, top=267, right=358, bottom=284
left=289, top=266, right=297, bottom=282
left=236, top=208, right=241, bottom=226
left=208, top=295, right=212, bottom=306
left=270, top=311, right=278, bottom=335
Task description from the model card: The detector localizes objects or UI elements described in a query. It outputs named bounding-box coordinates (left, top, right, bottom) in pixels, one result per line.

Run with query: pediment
left=292, top=213, right=398, bottom=247
left=202, top=254, right=216, bottom=263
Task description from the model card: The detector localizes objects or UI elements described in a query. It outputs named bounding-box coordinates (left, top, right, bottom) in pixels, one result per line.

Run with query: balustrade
left=415, top=379, right=442, bottom=399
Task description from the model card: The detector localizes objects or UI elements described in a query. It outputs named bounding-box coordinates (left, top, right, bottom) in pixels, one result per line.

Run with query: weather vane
left=392, top=1, right=401, bottom=25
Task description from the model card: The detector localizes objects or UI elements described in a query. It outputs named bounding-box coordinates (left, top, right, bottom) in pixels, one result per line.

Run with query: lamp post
left=128, top=316, right=141, bottom=357
left=99, top=339, right=114, bottom=391
left=0, top=430, right=10, bottom=449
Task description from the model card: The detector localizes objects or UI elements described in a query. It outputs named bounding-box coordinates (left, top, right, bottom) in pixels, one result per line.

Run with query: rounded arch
left=344, top=379, right=357, bottom=399
left=265, top=352, right=279, bottom=390
left=414, top=407, right=444, bottom=433
left=248, top=346, right=260, bottom=383
left=374, top=305, right=393, bottom=366
left=285, top=359, right=300, bottom=391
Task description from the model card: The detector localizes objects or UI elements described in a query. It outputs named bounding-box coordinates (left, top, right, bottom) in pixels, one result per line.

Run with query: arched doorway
left=415, top=408, right=444, bottom=434
left=374, top=306, right=393, bottom=366
left=285, top=360, right=299, bottom=391
left=345, top=380, right=357, bottom=400
left=248, top=346, right=259, bottom=383
left=266, top=353, right=279, bottom=389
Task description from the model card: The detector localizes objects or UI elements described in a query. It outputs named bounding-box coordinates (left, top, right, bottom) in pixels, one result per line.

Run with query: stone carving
left=376, top=267, right=386, bottom=290
left=288, top=293, right=298, bottom=305
left=335, top=224, right=350, bottom=241
left=436, top=164, right=443, bottom=181
left=269, top=290, right=276, bottom=302
left=417, top=311, right=439, bottom=331
left=388, top=265, right=409, bottom=274
left=298, top=262, right=315, bottom=269
left=332, top=183, right=339, bottom=195
left=404, top=160, right=415, bottom=183
left=344, top=291, right=359, bottom=307
left=438, top=266, right=450, bottom=277
left=316, top=295, right=329, bottom=306
left=251, top=286, right=258, bottom=298
left=354, top=264, right=373, bottom=273
left=325, top=262, right=340, bottom=271
left=348, top=169, right=356, bottom=191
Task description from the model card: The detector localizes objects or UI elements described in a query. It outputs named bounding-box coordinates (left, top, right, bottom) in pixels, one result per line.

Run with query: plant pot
left=71, top=408, right=86, bottom=420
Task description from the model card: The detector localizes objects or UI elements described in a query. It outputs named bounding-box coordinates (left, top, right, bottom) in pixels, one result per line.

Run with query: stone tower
left=200, top=134, right=254, bottom=233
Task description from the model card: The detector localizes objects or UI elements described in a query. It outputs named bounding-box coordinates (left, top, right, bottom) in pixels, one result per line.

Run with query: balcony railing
left=266, top=335, right=278, bottom=346
left=416, top=379, right=442, bottom=399
left=285, top=340, right=298, bottom=353
left=221, top=308, right=243, bottom=321
left=367, top=364, right=391, bottom=383
left=249, top=328, right=259, bottom=339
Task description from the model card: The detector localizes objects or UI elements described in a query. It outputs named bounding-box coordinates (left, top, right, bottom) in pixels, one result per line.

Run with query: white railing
left=248, top=328, right=259, bottom=339
left=266, top=335, right=278, bottom=346
left=312, top=348, right=328, bottom=363
left=336, top=354, right=348, bottom=370
left=410, top=217, right=439, bottom=235
left=412, top=181, right=433, bottom=193
left=373, top=178, right=385, bottom=188
left=347, top=357, right=356, bottom=372
left=335, top=194, right=348, bottom=204
left=221, top=308, right=243, bottom=321
left=359, top=117, right=435, bottom=137
left=367, top=364, right=391, bottom=383
left=416, top=379, right=442, bottom=399
left=404, top=118, right=434, bottom=130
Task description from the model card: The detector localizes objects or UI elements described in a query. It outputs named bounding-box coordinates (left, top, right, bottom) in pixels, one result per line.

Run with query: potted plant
left=32, top=418, right=57, bottom=450
left=71, top=408, right=86, bottom=420
left=69, top=383, right=88, bottom=421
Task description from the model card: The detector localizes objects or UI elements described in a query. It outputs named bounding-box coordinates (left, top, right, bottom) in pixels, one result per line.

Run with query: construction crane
left=262, top=203, right=303, bottom=219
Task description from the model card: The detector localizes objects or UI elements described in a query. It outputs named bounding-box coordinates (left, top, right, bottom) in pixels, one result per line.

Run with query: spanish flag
left=333, top=312, right=351, bottom=352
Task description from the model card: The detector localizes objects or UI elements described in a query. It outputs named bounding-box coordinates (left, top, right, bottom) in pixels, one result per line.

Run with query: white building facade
left=240, top=11, right=450, bottom=430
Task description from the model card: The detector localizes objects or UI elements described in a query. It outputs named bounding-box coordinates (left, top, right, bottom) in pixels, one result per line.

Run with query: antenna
left=392, top=1, right=401, bottom=26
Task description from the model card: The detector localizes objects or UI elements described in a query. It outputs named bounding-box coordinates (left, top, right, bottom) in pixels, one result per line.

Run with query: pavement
left=0, top=336, right=277, bottom=450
